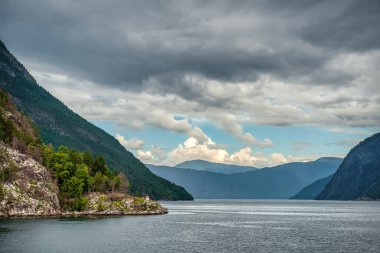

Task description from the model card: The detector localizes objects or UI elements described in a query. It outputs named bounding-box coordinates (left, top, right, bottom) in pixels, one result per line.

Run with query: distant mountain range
left=175, top=159, right=257, bottom=174
left=147, top=157, right=342, bottom=199
left=291, top=175, right=333, bottom=200
left=317, top=133, right=380, bottom=200
left=0, top=40, right=192, bottom=200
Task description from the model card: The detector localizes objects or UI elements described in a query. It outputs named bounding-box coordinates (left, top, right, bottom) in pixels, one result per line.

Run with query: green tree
left=93, top=155, right=107, bottom=174
left=63, top=161, right=76, bottom=176
left=49, top=151, right=69, bottom=169
left=67, top=176, right=83, bottom=199
left=57, top=170, right=70, bottom=185
left=93, top=172, right=103, bottom=192
left=41, top=144, right=54, bottom=167
left=101, top=175, right=110, bottom=192
left=83, top=151, right=94, bottom=169
left=75, top=164, right=90, bottom=192
left=57, top=145, right=70, bottom=154
left=69, top=150, right=83, bottom=165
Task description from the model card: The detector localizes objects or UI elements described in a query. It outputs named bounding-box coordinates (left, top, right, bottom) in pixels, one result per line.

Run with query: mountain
left=0, top=40, right=192, bottom=200
left=290, top=175, right=333, bottom=200
left=317, top=133, right=380, bottom=200
left=175, top=159, right=257, bottom=174
left=146, top=157, right=342, bottom=199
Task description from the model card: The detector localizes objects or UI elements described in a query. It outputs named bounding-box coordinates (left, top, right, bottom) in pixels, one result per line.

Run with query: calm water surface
left=1, top=200, right=380, bottom=252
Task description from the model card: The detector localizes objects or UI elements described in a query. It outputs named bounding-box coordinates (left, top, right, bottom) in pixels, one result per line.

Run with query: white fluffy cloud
left=164, top=138, right=300, bottom=167
left=115, top=134, right=144, bottom=150
left=135, top=130, right=302, bottom=167
left=136, top=150, right=154, bottom=162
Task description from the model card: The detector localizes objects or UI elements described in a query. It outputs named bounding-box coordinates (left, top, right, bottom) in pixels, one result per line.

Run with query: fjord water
left=1, top=200, right=379, bottom=253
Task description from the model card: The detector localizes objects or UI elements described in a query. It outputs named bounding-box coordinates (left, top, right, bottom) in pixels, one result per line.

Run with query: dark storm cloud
left=0, top=0, right=379, bottom=94
left=299, top=0, right=380, bottom=52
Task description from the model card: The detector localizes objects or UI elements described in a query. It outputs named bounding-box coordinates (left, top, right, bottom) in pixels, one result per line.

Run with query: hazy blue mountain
left=0, top=40, right=192, bottom=200
left=317, top=133, right=380, bottom=200
left=175, top=159, right=257, bottom=174
left=290, top=175, right=333, bottom=200
left=147, top=157, right=342, bottom=199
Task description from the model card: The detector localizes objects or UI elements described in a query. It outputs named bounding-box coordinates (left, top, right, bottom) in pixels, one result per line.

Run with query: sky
left=0, top=0, right=379, bottom=167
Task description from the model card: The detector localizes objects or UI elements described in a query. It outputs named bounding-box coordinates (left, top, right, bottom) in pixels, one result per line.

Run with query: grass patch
left=133, top=197, right=144, bottom=205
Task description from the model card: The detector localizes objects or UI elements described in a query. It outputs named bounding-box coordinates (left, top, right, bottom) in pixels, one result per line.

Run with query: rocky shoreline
left=1, top=145, right=167, bottom=218
left=1, top=190, right=168, bottom=218
left=1, top=208, right=168, bottom=218
left=1, top=205, right=168, bottom=218
left=60, top=208, right=168, bottom=216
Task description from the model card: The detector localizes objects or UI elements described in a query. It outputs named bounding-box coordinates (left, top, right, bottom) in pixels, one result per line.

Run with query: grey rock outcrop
left=0, top=145, right=60, bottom=217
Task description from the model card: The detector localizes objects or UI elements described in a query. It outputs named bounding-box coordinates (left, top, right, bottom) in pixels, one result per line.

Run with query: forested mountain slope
left=317, top=133, right=380, bottom=200
left=0, top=40, right=192, bottom=200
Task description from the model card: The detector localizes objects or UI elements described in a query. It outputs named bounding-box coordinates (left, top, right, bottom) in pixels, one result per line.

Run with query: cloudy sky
left=1, top=0, right=379, bottom=167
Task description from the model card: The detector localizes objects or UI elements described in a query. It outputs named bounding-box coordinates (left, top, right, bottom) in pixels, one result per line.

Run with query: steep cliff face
left=0, top=145, right=60, bottom=216
left=0, top=87, right=59, bottom=216
left=317, top=133, right=380, bottom=200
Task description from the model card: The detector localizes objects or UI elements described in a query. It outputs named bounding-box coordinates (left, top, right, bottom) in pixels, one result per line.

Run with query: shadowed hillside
left=175, top=159, right=257, bottom=174
left=291, top=175, right=333, bottom=200
left=317, top=133, right=380, bottom=200
left=147, top=157, right=342, bottom=199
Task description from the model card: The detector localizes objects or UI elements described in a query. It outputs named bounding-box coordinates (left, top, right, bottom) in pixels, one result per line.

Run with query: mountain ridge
left=317, top=133, right=380, bottom=200
left=147, top=157, right=342, bottom=199
left=175, top=159, right=257, bottom=174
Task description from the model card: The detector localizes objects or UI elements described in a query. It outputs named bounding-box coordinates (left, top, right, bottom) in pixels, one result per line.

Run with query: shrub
left=133, top=197, right=145, bottom=205
left=0, top=183, right=5, bottom=200
left=97, top=202, right=106, bottom=212
left=107, top=192, right=125, bottom=201
left=0, top=161, right=19, bottom=182
left=72, top=197, right=88, bottom=211
left=0, top=146, right=9, bottom=164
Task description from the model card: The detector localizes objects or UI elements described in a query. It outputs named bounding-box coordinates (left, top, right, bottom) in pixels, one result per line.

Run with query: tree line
left=42, top=145, right=129, bottom=210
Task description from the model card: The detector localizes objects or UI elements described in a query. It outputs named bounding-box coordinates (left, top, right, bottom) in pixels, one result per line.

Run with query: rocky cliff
left=0, top=145, right=60, bottom=216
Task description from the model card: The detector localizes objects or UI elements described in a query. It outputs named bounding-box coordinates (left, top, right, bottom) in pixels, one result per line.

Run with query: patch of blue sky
left=90, top=120, right=186, bottom=150
left=90, top=119, right=379, bottom=160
